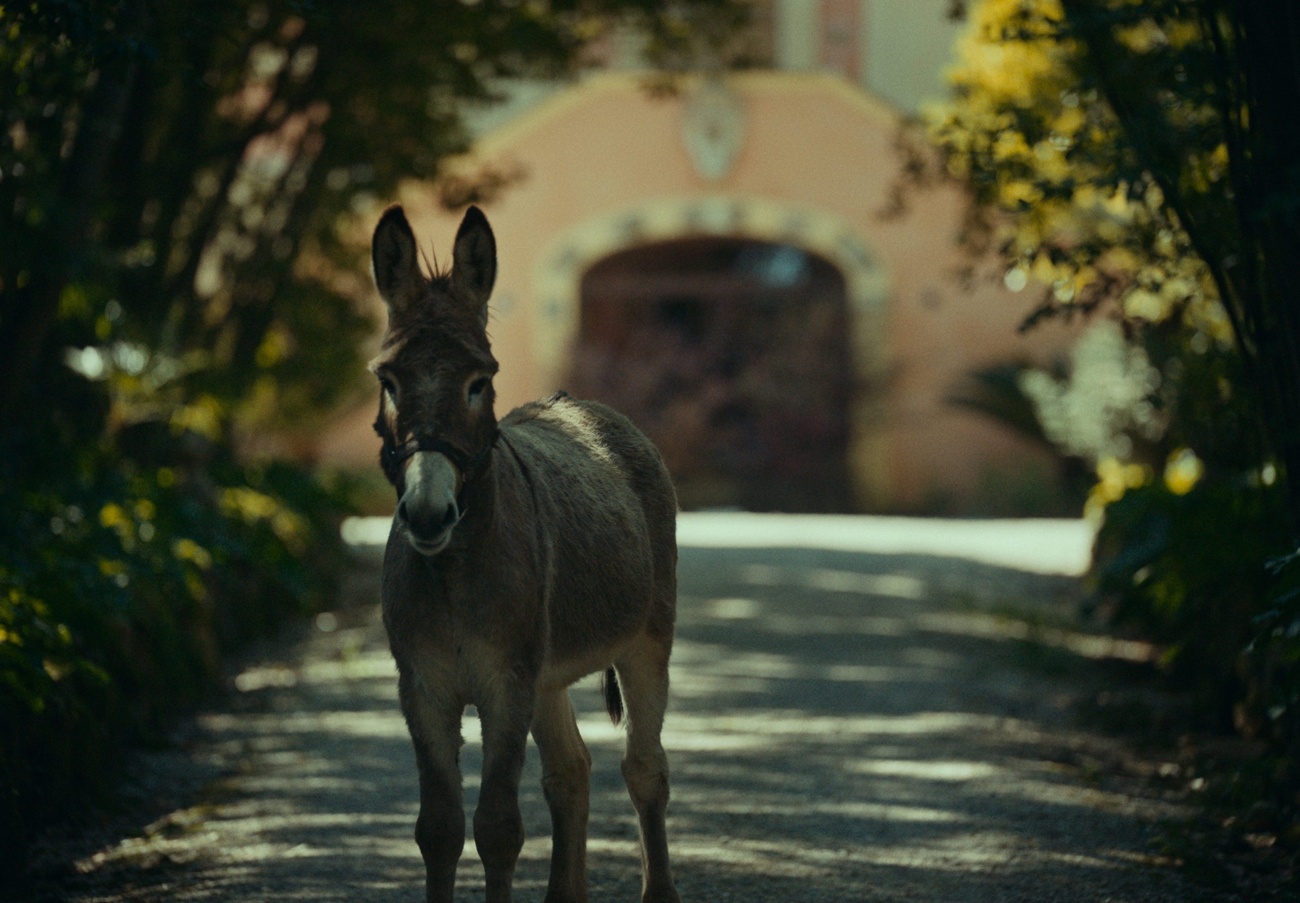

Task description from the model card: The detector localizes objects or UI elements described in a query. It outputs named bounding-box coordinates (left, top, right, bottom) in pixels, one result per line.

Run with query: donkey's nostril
left=399, top=495, right=459, bottom=548
left=440, top=502, right=460, bottom=530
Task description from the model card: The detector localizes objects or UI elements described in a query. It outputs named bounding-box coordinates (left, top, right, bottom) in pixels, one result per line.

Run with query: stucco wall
left=324, top=72, right=1078, bottom=514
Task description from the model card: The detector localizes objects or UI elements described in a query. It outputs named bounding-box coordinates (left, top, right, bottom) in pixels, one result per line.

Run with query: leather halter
left=381, top=431, right=497, bottom=492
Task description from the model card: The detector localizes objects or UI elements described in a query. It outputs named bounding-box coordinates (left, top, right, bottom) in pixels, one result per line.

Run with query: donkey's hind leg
left=532, top=687, right=592, bottom=903
left=615, top=636, right=681, bottom=903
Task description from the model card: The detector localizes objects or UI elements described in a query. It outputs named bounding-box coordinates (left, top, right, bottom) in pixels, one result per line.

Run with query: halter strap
left=381, top=431, right=498, bottom=489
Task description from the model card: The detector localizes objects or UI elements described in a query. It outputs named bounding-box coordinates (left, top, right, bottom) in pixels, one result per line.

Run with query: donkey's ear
left=451, top=205, right=496, bottom=323
left=372, top=205, right=423, bottom=317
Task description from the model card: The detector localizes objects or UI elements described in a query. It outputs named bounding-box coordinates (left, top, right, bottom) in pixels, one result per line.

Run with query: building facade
left=320, top=2, right=1079, bottom=514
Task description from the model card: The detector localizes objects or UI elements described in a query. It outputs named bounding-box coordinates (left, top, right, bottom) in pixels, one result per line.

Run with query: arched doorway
left=567, top=237, right=854, bottom=512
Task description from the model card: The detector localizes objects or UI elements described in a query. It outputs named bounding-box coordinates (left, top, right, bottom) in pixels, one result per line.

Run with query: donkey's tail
left=602, top=666, right=624, bottom=726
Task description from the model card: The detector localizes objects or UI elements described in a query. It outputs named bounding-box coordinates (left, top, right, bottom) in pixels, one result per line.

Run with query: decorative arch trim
left=532, top=194, right=893, bottom=509
left=532, top=194, right=890, bottom=387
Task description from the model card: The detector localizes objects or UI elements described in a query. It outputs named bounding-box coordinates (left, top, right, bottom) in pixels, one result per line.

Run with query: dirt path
left=32, top=515, right=1202, bottom=902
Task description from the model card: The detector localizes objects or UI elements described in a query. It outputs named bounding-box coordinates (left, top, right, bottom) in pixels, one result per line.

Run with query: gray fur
left=371, top=205, right=681, bottom=903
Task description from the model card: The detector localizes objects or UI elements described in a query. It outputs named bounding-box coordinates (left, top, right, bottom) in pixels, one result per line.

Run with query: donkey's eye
left=378, top=375, right=397, bottom=398
left=467, top=376, right=491, bottom=404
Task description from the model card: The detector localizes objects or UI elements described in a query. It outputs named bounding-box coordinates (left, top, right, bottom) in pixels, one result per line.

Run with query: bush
left=1091, top=469, right=1300, bottom=764
left=0, top=433, right=351, bottom=864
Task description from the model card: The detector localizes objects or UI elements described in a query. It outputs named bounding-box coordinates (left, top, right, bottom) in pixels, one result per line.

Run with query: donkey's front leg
left=475, top=681, right=536, bottom=903
left=399, top=670, right=465, bottom=903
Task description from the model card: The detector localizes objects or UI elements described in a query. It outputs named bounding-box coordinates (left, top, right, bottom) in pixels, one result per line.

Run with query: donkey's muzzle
left=396, top=451, right=462, bottom=556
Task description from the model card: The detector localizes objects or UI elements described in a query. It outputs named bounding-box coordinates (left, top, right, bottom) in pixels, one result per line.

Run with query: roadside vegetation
left=0, top=0, right=747, bottom=881
left=927, top=0, right=1300, bottom=880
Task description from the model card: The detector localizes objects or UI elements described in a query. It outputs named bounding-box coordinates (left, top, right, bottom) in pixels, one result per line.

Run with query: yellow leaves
left=125, top=499, right=155, bottom=525
left=1053, top=104, right=1086, bottom=139
left=1086, top=457, right=1153, bottom=522
left=97, top=557, right=128, bottom=583
left=998, top=179, right=1043, bottom=208
left=171, top=538, right=214, bottom=599
left=254, top=325, right=290, bottom=369
left=1184, top=142, right=1230, bottom=196
left=220, top=487, right=308, bottom=550
left=951, top=0, right=1067, bottom=106
left=170, top=394, right=225, bottom=441
left=172, top=537, right=214, bottom=570
left=1085, top=448, right=1205, bottom=523
left=98, top=497, right=160, bottom=549
left=1164, top=447, right=1204, bottom=496
left=992, top=130, right=1030, bottom=163
left=1185, top=291, right=1234, bottom=347
left=931, top=0, right=1242, bottom=389
left=99, top=502, right=131, bottom=532
left=1122, top=288, right=1165, bottom=321
left=1115, top=18, right=1165, bottom=54
left=1032, top=139, right=1071, bottom=183
left=220, top=486, right=280, bottom=521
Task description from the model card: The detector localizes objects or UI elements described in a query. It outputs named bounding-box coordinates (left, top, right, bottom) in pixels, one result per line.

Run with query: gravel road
left=26, top=514, right=1202, bottom=902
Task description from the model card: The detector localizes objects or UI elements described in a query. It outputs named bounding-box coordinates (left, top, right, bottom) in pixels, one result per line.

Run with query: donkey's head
left=370, top=204, right=499, bottom=556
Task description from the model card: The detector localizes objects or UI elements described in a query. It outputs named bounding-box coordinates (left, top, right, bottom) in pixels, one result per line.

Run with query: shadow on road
left=40, top=524, right=1196, bottom=903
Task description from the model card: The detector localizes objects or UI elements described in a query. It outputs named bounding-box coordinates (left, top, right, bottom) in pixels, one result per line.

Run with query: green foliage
left=932, top=0, right=1300, bottom=785
left=928, top=0, right=1229, bottom=341
left=0, top=0, right=751, bottom=439
left=0, top=432, right=351, bottom=860
left=1092, top=478, right=1287, bottom=726
left=0, top=0, right=749, bottom=874
left=1252, top=553, right=1300, bottom=760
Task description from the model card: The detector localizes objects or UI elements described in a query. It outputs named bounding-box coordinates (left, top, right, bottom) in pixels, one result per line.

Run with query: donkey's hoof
left=642, top=886, right=681, bottom=903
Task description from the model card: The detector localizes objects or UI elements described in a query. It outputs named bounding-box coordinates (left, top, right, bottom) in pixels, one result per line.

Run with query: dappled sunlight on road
left=63, top=518, right=1189, bottom=903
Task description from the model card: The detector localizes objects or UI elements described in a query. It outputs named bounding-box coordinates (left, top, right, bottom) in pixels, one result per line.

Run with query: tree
left=0, top=0, right=748, bottom=469
left=929, top=0, right=1300, bottom=750
left=0, top=0, right=750, bottom=864
left=931, top=0, right=1300, bottom=526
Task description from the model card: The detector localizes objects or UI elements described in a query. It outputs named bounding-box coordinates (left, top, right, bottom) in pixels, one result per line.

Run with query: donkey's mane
left=418, top=242, right=447, bottom=282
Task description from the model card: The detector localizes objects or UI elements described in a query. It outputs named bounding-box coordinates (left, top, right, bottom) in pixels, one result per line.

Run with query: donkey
left=369, top=204, right=682, bottom=903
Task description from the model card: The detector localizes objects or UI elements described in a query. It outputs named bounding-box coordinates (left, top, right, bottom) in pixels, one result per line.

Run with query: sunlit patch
left=822, top=801, right=961, bottom=823
left=706, top=596, right=762, bottom=619
left=850, top=758, right=999, bottom=781
left=667, top=835, right=825, bottom=876
left=200, top=709, right=411, bottom=739
left=915, top=610, right=1157, bottom=663
left=649, top=710, right=1007, bottom=754
left=535, top=399, right=615, bottom=466
left=299, top=650, right=399, bottom=682
left=728, top=561, right=931, bottom=599
left=234, top=664, right=299, bottom=692
left=75, top=809, right=413, bottom=875
left=701, top=798, right=962, bottom=824
left=802, top=567, right=926, bottom=599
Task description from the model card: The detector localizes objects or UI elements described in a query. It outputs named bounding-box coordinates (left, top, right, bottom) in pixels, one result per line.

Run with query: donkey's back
left=499, top=392, right=677, bottom=686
